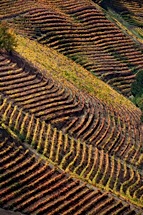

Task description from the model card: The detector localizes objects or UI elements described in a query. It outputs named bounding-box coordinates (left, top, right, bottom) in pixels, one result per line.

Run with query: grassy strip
left=15, top=33, right=139, bottom=111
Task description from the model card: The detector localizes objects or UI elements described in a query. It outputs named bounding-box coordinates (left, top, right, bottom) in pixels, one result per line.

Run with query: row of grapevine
left=0, top=96, right=142, bottom=208
left=0, top=127, right=139, bottom=215
left=99, top=0, right=143, bottom=42
left=106, top=0, right=143, bottom=23
left=0, top=53, right=142, bottom=168
left=0, top=0, right=41, bottom=18
left=7, top=0, right=143, bottom=96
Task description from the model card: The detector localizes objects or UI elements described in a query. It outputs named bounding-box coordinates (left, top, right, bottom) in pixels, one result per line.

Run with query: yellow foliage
left=15, top=34, right=139, bottom=112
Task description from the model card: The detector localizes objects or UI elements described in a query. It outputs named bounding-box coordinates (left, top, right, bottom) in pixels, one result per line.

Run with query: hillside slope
left=99, top=0, right=143, bottom=41
left=0, top=0, right=143, bottom=214
left=0, top=38, right=142, bottom=213
left=0, top=39, right=142, bottom=169
left=0, top=122, right=141, bottom=214
left=1, top=0, right=143, bottom=96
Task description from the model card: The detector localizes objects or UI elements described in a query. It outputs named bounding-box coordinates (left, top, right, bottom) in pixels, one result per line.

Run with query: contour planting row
left=0, top=53, right=88, bottom=130
left=10, top=6, right=73, bottom=37
left=100, top=0, right=143, bottom=39
left=16, top=11, right=134, bottom=95
left=107, top=0, right=143, bottom=26
left=1, top=128, right=136, bottom=215
left=53, top=0, right=143, bottom=65
left=8, top=0, right=143, bottom=96
left=0, top=0, right=41, bottom=18
left=0, top=53, right=142, bottom=167
left=0, top=97, right=143, bottom=208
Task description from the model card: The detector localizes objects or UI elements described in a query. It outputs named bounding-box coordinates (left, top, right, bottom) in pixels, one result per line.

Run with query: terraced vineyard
left=0, top=0, right=143, bottom=214
left=98, top=0, right=143, bottom=43
left=101, top=0, right=143, bottom=28
left=1, top=126, right=141, bottom=215
left=0, top=52, right=142, bottom=168
left=0, top=93, right=142, bottom=214
left=5, top=0, right=143, bottom=96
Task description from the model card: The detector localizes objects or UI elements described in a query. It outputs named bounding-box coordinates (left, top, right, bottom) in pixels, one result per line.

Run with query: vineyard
left=7, top=0, right=143, bottom=97
left=97, top=0, right=143, bottom=43
left=0, top=0, right=143, bottom=214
